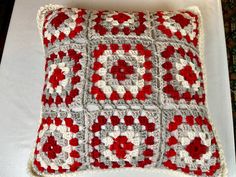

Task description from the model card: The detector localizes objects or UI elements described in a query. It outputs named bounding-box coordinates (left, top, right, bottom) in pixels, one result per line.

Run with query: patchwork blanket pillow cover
left=28, top=4, right=227, bottom=177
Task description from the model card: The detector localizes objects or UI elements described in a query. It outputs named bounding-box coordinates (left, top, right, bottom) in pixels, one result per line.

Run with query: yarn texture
left=28, top=4, right=227, bottom=177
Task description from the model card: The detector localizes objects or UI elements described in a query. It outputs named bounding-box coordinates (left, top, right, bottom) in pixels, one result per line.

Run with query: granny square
left=157, top=42, right=205, bottom=105
left=85, top=39, right=158, bottom=109
left=28, top=4, right=227, bottom=177
left=152, top=11, right=199, bottom=47
left=42, top=8, right=88, bottom=48
left=162, top=108, right=222, bottom=176
left=88, top=10, right=152, bottom=40
left=41, top=44, right=87, bottom=111
left=87, top=109, right=161, bottom=169
left=33, top=111, right=87, bottom=173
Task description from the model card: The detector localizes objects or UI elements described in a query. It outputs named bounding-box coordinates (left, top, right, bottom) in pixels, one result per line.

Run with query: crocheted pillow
left=28, top=4, right=227, bottom=177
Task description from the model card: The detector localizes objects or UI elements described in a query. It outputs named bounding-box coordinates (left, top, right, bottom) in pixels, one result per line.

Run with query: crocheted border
left=27, top=4, right=228, bottom=177
left=193, top=6, right=228, bottom=177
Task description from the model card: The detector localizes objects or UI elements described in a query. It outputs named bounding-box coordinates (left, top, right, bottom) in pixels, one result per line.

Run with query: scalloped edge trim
left=26, top=152, right=224, bottom=177
left=36, top=4, right=64, bottom=58
left=190, top=6, right=228, bottom=177
left=36, top=4, right=64, bottom=35
left=28, top=156, right=225, bottom=177
left=29, top=5, right=228, bottom=177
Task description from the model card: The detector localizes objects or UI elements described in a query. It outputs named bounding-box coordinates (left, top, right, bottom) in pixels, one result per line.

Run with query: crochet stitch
left=28, top=4, right=227, bottom=177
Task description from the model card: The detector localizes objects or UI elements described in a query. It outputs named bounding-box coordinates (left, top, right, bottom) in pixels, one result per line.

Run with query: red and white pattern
left=162, top=109, right=222, bottom=176
left=33, top=115, right=85, bottom=173
left=89, top=11, right=151, bottom=39
left=42, top=8, right=87, bottom=47
left=47, top=62, right=69, bottom=94
left=158, top=43, right=205, bottom=105
left=29, top=5, right=226, bottom=177
left=88, top=110, right=161, bottom=169
left=110, top=59, right=134, bottom=81
left=154, top=11, right=199, bottom=46
left=41, top=46, right=86, bottom=110
left=86, top=42, right=158, bottom=108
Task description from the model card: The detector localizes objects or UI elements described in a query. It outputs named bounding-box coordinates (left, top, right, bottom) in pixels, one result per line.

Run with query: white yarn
left=28, top=4, right=228, bottom=177
left=188, top=6, right=228, bottom=177
left=36, top=4, right=64, bottom=36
